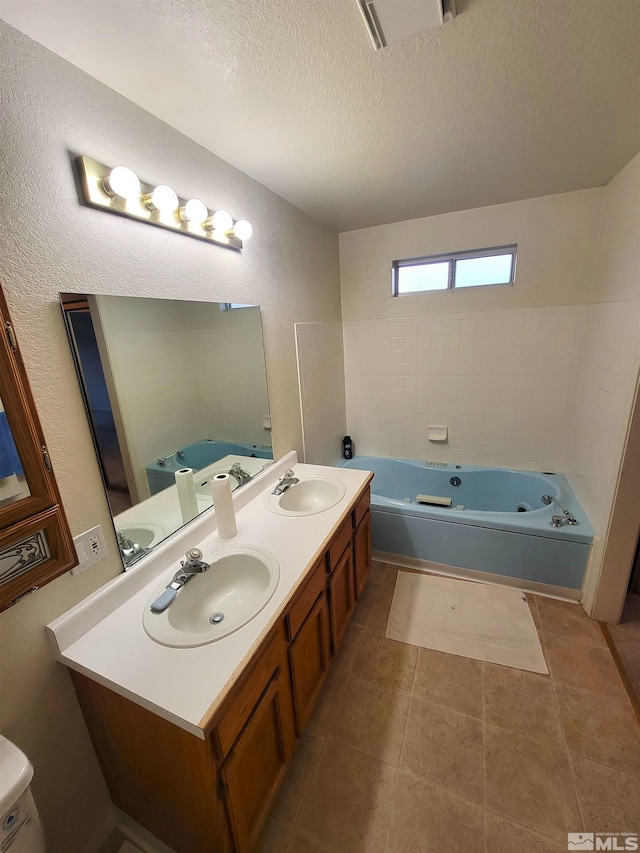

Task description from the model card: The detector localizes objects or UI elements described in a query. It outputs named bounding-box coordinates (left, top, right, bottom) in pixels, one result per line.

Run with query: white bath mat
left=386, top=572, right=548, bottom=674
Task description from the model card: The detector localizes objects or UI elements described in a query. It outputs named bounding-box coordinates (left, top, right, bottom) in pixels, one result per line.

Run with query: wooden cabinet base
left=69, top=482, right=372, bottom=853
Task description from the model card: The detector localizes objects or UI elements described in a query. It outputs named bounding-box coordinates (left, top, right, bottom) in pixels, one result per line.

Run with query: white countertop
left=47, top=452, right=371, bottom=739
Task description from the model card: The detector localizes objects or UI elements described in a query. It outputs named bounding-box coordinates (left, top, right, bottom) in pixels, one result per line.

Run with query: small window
left=393, top=245, right=516, bottom=295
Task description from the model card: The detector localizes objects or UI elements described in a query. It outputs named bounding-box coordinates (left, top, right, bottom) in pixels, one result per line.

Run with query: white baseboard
left=115, top=810, right=177, bottom=853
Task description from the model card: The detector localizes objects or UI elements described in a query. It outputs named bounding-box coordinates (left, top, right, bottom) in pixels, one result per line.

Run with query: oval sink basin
left=143, top=546, right=280, bottom=647
left=117, top=521, right=167, bottom=550
left=265, top=476, right=346, bottom=516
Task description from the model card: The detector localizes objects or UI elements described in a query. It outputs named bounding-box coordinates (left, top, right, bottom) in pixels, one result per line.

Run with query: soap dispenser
left=342, top=435, right=353, bottom=459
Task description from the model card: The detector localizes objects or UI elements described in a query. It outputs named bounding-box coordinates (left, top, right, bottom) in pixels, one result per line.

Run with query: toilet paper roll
left=211, top=473, right=237, bottom=539
left=175, top=467, right=198, bottom=525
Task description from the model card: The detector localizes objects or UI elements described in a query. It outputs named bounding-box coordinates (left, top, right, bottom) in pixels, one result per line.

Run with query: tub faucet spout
left=541, top=495, right=578, bottom=526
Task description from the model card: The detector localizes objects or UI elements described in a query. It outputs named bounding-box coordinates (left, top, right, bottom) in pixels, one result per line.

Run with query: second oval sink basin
left=117, top=521, right=167, bottom=550
left=143, top=546, right=280, bottom=647
left=265, top=476, right=346, bottom=516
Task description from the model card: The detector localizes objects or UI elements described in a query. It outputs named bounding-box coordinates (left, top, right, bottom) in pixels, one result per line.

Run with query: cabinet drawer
left=214, top=625, right=287, bottom=759
left=285, top=557, right=326, bottom=641
left=328, top=515, right=353, bottom=572
left=353, top=486, right=370, bottom=528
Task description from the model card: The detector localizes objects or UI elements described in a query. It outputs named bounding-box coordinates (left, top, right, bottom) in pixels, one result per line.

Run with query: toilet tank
left=0, top=735, right=45, bottom=853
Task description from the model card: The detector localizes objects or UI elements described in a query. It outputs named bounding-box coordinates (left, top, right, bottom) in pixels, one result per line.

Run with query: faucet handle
left=284, top=469, right=295, bottom=478
left=184, top=547, right=203, bottom=565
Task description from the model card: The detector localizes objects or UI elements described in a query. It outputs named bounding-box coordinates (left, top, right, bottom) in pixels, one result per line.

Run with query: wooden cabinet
left=286, top=556, right=331, bottom=734
left=328, top=541, right=355, bottom=654
left=354, top=510, right=372, bottom=600
left=220, top=662, right=295, bottom=852
left=70, top=479, right=372, bottom=853
left=289, top=591, right=331, bottom=734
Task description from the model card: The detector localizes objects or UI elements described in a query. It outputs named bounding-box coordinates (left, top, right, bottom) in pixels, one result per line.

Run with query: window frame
left=392, top=244, right=517, bottom=296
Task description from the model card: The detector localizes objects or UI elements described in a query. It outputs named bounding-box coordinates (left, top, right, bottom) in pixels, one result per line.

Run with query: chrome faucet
left=117, top=531, right=146, bottom=567
left=149, top=548, right=210, bottom=613
left=228, top=462, right=252, bottom=487
left=272, top=468, right=299, bottom=495
left=541, top=495, right=578, bottom=527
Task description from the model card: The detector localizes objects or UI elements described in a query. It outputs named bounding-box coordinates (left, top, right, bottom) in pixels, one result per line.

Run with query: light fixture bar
left=75, top=155, right=250, bottom=251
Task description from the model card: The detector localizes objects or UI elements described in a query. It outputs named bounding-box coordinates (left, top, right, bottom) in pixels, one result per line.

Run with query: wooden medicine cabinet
left=0, top=281, right=77, bottom=611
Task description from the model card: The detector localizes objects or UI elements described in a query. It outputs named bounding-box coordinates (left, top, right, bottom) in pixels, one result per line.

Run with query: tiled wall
left=295, top=322, right=347, bottom=466
left=566, top=299, right=640, bottom=535
left=343, top=305, right=586, bottom=471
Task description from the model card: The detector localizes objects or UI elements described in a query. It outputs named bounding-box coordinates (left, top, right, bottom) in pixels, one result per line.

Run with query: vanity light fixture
left=180, top=198, right=209, bottom=225
left=232, top=219, right=253, bottom=241
left=102, top=166, right=141, bottom=200
left=75, top=155, right=253, bottom=251
left=207, top=209, right=234, bottom=233
left=144, top=184, right=179, bottom=214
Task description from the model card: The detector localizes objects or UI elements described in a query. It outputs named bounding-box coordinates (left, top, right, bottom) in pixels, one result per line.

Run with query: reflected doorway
left=61, top=294, right=132, bottom=514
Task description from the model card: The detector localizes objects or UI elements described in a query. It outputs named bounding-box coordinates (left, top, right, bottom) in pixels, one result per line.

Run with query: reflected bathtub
left=341, top=456, right=593, bottom=594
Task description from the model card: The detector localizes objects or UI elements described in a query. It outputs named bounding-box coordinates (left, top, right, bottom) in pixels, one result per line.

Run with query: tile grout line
left=539, top=594, right=587, bottom=835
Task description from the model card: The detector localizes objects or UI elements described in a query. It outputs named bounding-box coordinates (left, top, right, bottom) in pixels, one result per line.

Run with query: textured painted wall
left=0, top=22, right=340, bottom=853
left=339, top=188, right=604, bottom=322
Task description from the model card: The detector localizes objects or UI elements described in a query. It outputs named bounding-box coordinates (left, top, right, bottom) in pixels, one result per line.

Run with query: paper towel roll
left=211, top=473, right=237, bottom=539
left=175, top=467, right=198, bottom=525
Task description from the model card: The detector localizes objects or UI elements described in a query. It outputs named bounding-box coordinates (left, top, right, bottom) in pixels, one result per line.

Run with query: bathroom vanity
left=47, top=455, right=372, bottom=853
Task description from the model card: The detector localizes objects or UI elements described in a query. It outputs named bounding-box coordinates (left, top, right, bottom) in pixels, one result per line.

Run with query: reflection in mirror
left=0, top=392, right=30, bottom=507
left=60, top=294, right=274, bottom=568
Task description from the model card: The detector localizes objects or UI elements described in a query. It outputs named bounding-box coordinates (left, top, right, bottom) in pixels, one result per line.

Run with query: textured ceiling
left=2, top=0, right=639, bottom=231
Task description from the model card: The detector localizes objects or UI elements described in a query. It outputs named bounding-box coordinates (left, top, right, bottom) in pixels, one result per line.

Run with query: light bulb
left=208, top=209, right=233, bottom=233
left=145, top=185, right=179, bottom=213
left=103, top=166, right=140, bottom=200
left=233, top=219, right=253, bottom=241
left=180, top=198, right=209, bottom=225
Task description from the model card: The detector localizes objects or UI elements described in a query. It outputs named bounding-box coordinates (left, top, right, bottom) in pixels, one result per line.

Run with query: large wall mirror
left=0, top=282, right=77, bottom=611
left=60, top=293, right=274, bottom=568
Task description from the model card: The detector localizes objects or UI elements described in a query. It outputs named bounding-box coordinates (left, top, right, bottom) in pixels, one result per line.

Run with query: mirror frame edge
left=0, top=282, right=77, bottom=612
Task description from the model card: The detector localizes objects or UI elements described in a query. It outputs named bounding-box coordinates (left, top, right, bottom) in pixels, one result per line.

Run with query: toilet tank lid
left=0, top=735, right=34, bottom=813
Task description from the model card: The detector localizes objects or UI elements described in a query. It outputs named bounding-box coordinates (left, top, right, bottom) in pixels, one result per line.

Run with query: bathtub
left=340, top=456, right=594, bottom=595
left=146, top=439, right=273, bottom=495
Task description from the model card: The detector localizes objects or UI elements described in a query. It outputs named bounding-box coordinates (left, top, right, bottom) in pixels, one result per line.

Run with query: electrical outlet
left=71, top=524, right=107, bottom=575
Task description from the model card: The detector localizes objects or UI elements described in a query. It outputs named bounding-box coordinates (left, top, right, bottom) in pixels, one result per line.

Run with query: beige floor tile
left=537, top=597, right=607, bottom=647
left=332, top=621, right=365, bottom=672
left=400, top=696, right=484, bottom=805
left=484, top=812, right=569, bottom=853
left=306, top=665, right=348, bottom=737
left=272, top=732, right=325, bottom=823
left=484, top=723, right=581, bottom=841
left=329, top=676, right=410, bottom=766
left=555, top=684, right=640, bottom=775
left=544, top=633, right=628, bottom=698
left=571, top=755, right=640, bottom=833
left=614, top=642, right=640, bottom=700
left=385, top=771, right=484, bottom=853
left=413, top=648, right=482, bottom=719
left=352, top=629, right=418, bottom=693
left=350, top=581, right=377, bottom=628
left=483, top=662, right=564, bottom=747
left=295, top=740, right=396, bottom=853
left=255, top=816, right=293, bottom=853
left=528, top=595, right=542, bottom=631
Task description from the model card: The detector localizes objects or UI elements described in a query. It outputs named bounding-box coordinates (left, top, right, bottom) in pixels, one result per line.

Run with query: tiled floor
left=258, top=562, right=640, bottom=853
left=607, top=593, right=640, bottom=706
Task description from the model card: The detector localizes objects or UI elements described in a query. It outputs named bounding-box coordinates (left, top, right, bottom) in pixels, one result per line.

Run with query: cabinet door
left=328, top=542, right=355, bottom=654
left=289, top=592, right=331, bottom=735
left=220, top=665, right=293, bottom=853
left=354, top=510, right=372, bottom=600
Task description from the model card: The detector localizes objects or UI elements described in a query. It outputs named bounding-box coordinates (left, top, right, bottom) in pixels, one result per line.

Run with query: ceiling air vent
left=357, top=0, right=456, bottom=49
